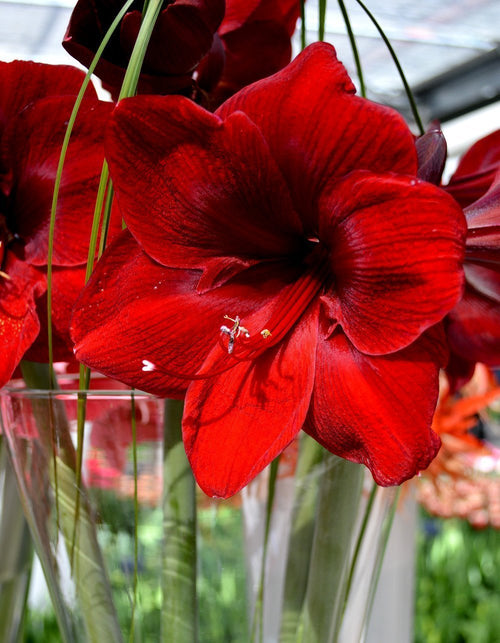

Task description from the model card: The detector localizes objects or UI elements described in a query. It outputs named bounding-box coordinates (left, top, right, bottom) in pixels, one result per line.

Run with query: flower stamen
left=220, top=315, right=250, bottom=354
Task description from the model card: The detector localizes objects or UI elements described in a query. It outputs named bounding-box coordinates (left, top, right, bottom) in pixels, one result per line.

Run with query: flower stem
left=19, top=361, right=122, bottom=643
left=337, top=0, right=366, bottom=97
left=161, top=399, right=197, bottom=642
left=353, top=0, right=425, bottom=134
left=300, top=455, right=364, bottom=643
left=0, top=438, right=33, bottom=642
left=279, top=435, right=324, bottom=642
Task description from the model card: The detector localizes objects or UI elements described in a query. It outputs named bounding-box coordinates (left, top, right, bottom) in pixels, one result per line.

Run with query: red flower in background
left=0, top=61, right=120, bottom=387
left=197, top=0, right=303, bottom=108
left=445, top=131, right=500, bottom=383
left=62, top=0, right=302, bottom=107
left=63, top=0, right=225, bottom=99
left=72, top=44, right=466, bottom=498
left=417, top=128, right=500, bottom=389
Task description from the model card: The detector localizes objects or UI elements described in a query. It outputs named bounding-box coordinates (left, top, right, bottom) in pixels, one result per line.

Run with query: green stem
left=300, top=456, right=364, bottom=643
left=300, top=0, right=307, bottom=50
left=128, top=392, right=139, bottom=643
left=46, top=0, right=135, bottom=374
left=118, top=0, right=164, bottom=100
left=20, top=361, right=123, bottom=643
left=337, top=0, right=366, bottom=97
left=363, top=487, right=401, bottom=627
left=0, top=438, right=33, bottom=643
left=161, top=399, right=197, bottom=642
left=353, top=0, right=424, bottom=134
left=279, top=436, right=324, bottom=642
left=251, top=457, right=280, bottom=643
left=342, top=480, right=377, bottom=615
left=318, top=0, right=327, bottom=41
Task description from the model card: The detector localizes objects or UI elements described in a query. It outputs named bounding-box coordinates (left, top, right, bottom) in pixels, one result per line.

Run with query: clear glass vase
left=0, top=373, right=404, bottom=643
left=0, top=377, right=250, bottom=641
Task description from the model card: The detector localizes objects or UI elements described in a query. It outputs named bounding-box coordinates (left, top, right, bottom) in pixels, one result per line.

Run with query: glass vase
left=0, top=374, right=402, bottom=642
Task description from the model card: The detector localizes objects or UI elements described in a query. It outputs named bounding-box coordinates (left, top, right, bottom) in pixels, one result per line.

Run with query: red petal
left=3, top=96, right=118, bottom=266
left=210, top=20, right=293, bottom=106
left=25, top=265, right=87, bottom=363
left=464, top=170, right=500, bottom=264
left=446, top=283, right=500, bottom=366
left=447, top=129, right=500, bottom=208
left=107, top=97, right=303, bottom=280
left=304, top=329, right=444, bottom=486
left=183, top=304, right=318, bottom=497
left=0, top=251, right=46, bottom=387
left=71, top=230, right=300, bottom=397
left=0, top=60, right=95, bottom=139
left=217, top=43, right=417, bottom=231
left=121, top=0, right=224, bottom=75
left=319, top=171, right=466, bottom=354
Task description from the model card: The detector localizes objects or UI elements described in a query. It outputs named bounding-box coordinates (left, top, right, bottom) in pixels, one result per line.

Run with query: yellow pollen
left=261, top=329, right=272, bottom=338
left=0, top=270, right=10, bottom=280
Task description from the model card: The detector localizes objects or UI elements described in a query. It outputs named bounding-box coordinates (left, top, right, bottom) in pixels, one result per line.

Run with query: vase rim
left=2, top=377, right=159, bottom=400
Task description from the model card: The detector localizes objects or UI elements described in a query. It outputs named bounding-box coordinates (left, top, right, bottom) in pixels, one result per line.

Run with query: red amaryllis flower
left=71, top=43, right=466, bottom=498
left=445, top=131, right=500, bottom=380
left=196, top=0, right=303, bottom=108
left=0, top=60, right=119, bottom=386
left=446, top=130, right=500, bottom=208
left=417, top=128, right=500, bottom=387
left=62, top=0, right=225, bottom=99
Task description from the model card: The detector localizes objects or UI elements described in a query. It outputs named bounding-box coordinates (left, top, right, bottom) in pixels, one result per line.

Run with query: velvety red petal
left=63, top=0, right=223, bottom=96
left=216, top=43, right=417, bottom=231
left=304, top=329, right=444, bottom=487
left=140, top=0, right=224, bottom=75
left=446, top=283, right=500, bottom=366
left=25, top=265, right=87, bottom=363
left=183, top=303, right=318, bottom=497
left=3, top=96, right=118, bottom=266
left=0, top=251, right=46, bottom=387
left=446, top=129, right=500, bottom=208
left=464, top=170, right=500, bottom=264
left=107, top=97, right=303, bottom=280
left=221, top=0, right=302, bottom=39
left=319, top=171, right=466, bottom=354
left=0, top=60, right=95, bottom=139
left=210, top=20, right=292, bottom=106
left=71, top=230, right=300, bottom=397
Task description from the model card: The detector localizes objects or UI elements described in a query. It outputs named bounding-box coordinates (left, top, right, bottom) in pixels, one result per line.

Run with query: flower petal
left=446, top=283, right=500, bottom=366
left=3, top=96, right=117, bottom=266
left=107, top=96, right=303, bottom=280
left=0, top=60, right=95, bottom=139
left=216, top=42, right=417, bottom=231
left=446, top=129, right=500, bottom=208
left=71, top=230, right=300, bottom=397
left=0, top=251, right=45, bottom=387
left=182, top=304, right=318, bottom=497
left=304, top=329, right=445, bottom=486
left=320, top=171, right=466, bottom=354
left=24, top=265, right=87, bottom=363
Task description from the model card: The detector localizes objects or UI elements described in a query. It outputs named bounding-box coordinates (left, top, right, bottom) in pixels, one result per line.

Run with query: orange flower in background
left=418, top=365, right=500, bottom=529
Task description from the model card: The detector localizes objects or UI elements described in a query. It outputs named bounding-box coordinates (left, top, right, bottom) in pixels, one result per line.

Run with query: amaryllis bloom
left=444, top=132, right=500, bottom=377
left=72, top=43, right=466, bottom=498
left=62, top=0, right=225, bottom=99
left=416, top=128, right=500, bottom=388
left=0, top=60, right=119, bottom=387
left=196, top=0, right=303, bottom=108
